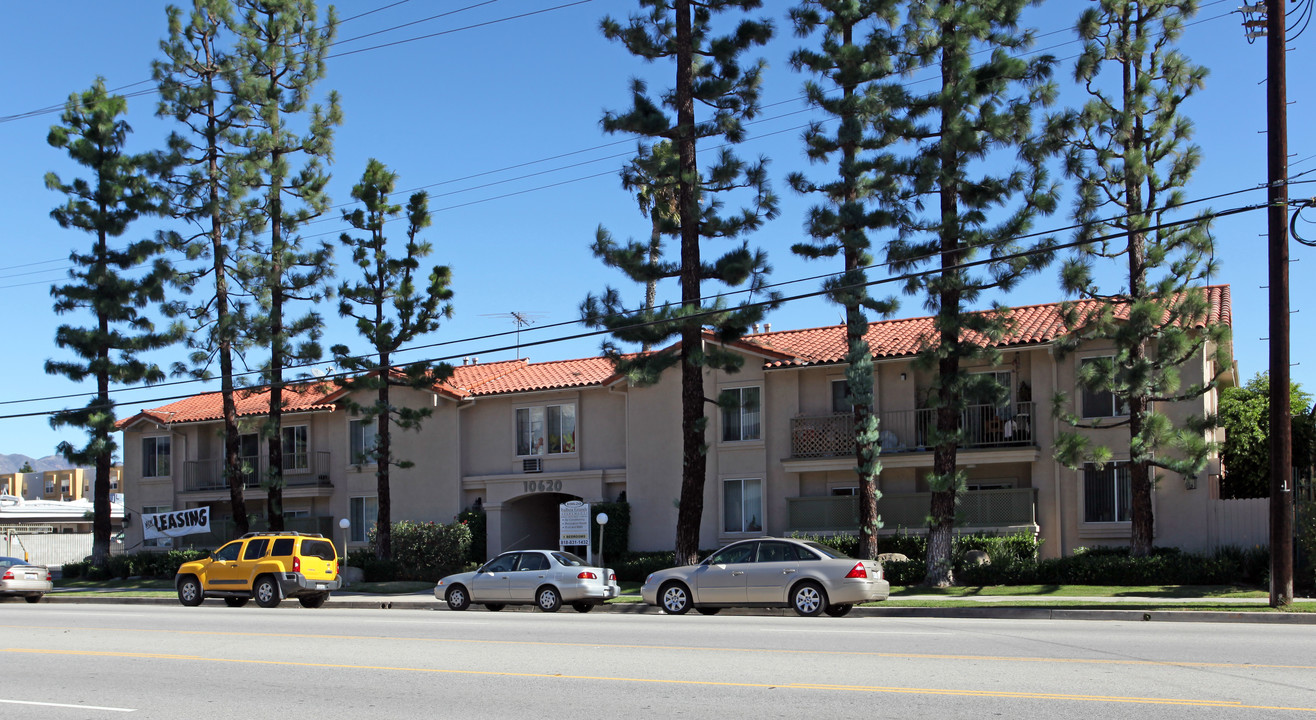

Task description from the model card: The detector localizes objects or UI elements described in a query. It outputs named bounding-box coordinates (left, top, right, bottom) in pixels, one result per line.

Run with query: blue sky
left=0, top=0, right=1312, bottom=458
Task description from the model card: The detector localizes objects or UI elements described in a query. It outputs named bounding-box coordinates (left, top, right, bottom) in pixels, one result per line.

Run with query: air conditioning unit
left=522, top=457, right=544, bottom=473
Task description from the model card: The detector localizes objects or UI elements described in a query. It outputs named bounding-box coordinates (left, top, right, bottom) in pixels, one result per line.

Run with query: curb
left=27, top=594, right=1316, bottom=623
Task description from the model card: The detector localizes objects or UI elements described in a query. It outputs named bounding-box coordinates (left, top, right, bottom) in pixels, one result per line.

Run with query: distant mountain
left=0, top=454, right=73, bottom=474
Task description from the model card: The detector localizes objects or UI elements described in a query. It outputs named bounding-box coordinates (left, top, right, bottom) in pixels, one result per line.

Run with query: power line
left=0, top=193, right=1277, bottom=418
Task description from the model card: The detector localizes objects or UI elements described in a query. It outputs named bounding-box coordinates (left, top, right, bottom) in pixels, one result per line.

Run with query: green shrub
left=456, top=508, right=486, bottom=564
left=611, top=551, right=678, bottom=583
left=365, top=520, right=472, bottom=582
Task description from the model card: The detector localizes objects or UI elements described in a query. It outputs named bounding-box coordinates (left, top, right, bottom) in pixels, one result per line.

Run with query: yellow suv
left=175, top=531, right=340, bottom=608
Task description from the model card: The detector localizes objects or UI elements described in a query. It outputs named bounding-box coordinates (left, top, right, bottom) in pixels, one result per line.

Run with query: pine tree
left=583, top=0, right=779, bottom=566
left=879, top=1, right=1064, bottom=586
left=229, top=0, right=340, bottom=530
left=1054, top=0, right=1230, bottom=557
left=154, top=0, right=256, bottom=535
left=788, top=0, right=902, bottom=560
left=45, top=79, right=178, bottom=564
left=332, top=159, right=455, bottom=561
left=615, top=139, right=680, bottom=351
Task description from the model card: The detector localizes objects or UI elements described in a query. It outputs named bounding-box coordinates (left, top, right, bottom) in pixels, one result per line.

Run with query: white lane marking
left=761, top=627, right=952, bottom=635
left=0, top=699, right=134, bottom=712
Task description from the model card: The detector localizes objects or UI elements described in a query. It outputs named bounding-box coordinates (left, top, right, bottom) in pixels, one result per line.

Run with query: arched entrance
left=499, top=492, right=580, bottom=551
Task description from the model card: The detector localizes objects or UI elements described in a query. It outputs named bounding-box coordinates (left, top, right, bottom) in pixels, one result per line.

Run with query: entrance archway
left=499, top=492, right=580, bottom=551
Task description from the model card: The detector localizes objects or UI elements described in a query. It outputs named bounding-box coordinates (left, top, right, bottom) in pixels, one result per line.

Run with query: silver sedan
left=0, top=556, right=53, bottom=603
left=436, top=549, right=620, bottom=613
left=640, top=538, right=889, bottom=617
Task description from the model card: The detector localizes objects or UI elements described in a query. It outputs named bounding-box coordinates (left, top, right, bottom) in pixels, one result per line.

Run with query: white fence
left=1203, top=496, right=1270, bottom=551
left=0, top=532, right=111, bottom=567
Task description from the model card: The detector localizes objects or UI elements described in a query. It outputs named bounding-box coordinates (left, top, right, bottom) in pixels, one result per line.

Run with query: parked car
left=436, top=549, right=619, bottom=613
left=640, top=537, right=889, bottom=617
left=0, top=556, right=52, bottom=603
left=175, top=531, right=340, bottom=608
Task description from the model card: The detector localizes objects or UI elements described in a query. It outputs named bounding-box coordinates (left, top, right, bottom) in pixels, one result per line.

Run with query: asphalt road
left=2, top=603, right=1314, bottom=719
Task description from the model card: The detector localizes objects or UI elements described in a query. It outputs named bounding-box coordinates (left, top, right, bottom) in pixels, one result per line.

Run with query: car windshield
left=551, top=551, right=589, bottom=567
left=802, top=541, right=851, bottom=560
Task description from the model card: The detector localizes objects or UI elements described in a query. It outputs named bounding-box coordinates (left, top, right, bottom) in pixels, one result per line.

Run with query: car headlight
left=644, top=573, right=654, bottom=585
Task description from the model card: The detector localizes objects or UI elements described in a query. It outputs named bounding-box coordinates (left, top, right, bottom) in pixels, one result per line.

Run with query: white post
left=338, top=517, right=351, bottom=587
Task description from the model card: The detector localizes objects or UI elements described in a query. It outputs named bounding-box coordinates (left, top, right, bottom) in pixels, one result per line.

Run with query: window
left=349, top=418, right=378, bottom=464
left=830, top=487, right=858, bottom=496
left=44, top=480, right=55, bottom=494
left=214, top=541, right=242, bottom=562
left=516, top=404, right=576, bottom=456
left=708, top=543, right=755, bottom=565
left=1080, top=357, right=1128, bottom=418
left=721, top=387, right=761, bottom=442
left=142, top=505, right=171, bottom=548
left=349, top=496, right=378, bottom=543
left=1084, top=462, right=1132, bottom=523
left=723, top=478, right=763, bottom=534
left=242, top=538, right=270, bottom=560
left=271, top=538, right=295, bottom=556
left=831, top=380, right=851, bottom=413
left=143, top=436, right=171, bottom=478
left=282, top=425, right=309, bottom=470
left=517, top=552, right=550, bottom=571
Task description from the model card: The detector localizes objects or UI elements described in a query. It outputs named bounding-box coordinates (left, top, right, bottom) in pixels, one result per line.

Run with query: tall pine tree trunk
left=1124, top=22, right=1153, bottom=557
left=267, top=155, right=285, bottom=532
left=376, top=346, right=392, bottom=560
left=673, top=0, right=705, bottom=567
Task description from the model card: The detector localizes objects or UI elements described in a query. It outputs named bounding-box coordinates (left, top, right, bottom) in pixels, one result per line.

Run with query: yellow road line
left=4, top=647, right=1312, bottom=713
left=2, top=623, right=1311, bottom=671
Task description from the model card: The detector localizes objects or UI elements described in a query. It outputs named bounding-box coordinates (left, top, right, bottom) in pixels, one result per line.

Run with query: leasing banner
left=143, top=507, right=211, bottom=540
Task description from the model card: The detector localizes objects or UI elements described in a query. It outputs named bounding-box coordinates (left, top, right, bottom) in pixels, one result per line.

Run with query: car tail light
left=577, top=571, right=598, bottom=579
left=844, top=562, right=868, bottom=579
left=45, top=570, right=52, bottom=581
left=292, top=556, right=301, bottom=573
left=1, top=570, right=12, bottom=580
left=609, top=572, right=617, bottom=581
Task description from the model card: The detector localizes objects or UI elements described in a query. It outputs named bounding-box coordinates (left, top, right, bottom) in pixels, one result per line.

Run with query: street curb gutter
left=28, top=595, right=1316, bottom=623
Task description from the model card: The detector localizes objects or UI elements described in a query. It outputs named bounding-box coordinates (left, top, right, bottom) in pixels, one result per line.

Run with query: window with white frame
left=142, top=505, right=172, bottom=548
left=281, top=425, right=309, bottom=470
left=516, top=404, right=576, bottom=456
left=1080, top=357, right=1128, bottom=418
left=349, top=496, right=378, bottom=543
left=1084, top=462, right=1132, bottom=523
left=142, top=436, right=171, bottom=478
left=723, top=478, right=763, bottom=534
left=721, top=386, right=761, bottom=442
left=349, top=418, right=378, bottom=464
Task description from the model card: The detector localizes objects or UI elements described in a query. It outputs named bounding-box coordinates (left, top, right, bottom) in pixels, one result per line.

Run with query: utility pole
left=1250, top=0, right=1294, bottom=607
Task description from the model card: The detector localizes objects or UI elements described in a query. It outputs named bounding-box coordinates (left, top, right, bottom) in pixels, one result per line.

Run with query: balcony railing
left=786, top=487, right=1038, bottom=533
left=183, top=452, right=331, bottom=492
left=790, top=402, right=1035, bottom=459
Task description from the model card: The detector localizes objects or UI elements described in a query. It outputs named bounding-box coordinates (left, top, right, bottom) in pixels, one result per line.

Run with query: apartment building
left=117, top=286, right=1234, bottom=560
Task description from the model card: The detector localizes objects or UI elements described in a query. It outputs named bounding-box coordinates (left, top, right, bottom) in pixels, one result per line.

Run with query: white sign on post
left=559, top=500, right=591, bottom=550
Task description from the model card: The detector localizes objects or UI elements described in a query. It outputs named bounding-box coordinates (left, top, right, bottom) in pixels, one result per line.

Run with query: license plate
left=25, top=573, right=37, bottom=580
left=316, top=583, right=326, bottom=590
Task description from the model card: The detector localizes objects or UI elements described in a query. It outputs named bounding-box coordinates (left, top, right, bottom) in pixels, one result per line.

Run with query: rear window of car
left=301, top=539, right=336, bottom=561
left=270, top=538, right=295, bottom=556
left=801, top=541, right=850, bottom=560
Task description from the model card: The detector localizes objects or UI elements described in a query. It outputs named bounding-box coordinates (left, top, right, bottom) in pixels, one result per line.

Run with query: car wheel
left=253, top=576, right=281, bottom=608
left=791, top=581, right=826, bottom=617
left=298, top=593, right=328, bottom=609
left=445, top=585, right=471, bottom=611
left=224, top=596, right=249, bottom=608
left=536, top=586, right=562, bottom=612
left=572, top=602, right=594, bottom=613
left=658, top=581, right=692, bottom=615
left=177, top=576, right=203, bottom=607
left=823, top=603, right=853, bottom=617
left=483, top=603, right=505, bottom=612
left=24, top=594, right=42, bottom=604
left=696, top=606, right=720, bottom=616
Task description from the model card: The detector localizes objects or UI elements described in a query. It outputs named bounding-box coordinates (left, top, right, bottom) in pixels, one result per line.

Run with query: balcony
left=786, top=487, right=1038, bottom=533
left=183, top=452, right=332, bottom=493
left=790, top=402, right=1035, bottom=459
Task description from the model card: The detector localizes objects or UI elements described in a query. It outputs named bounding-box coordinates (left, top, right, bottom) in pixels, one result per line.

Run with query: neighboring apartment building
left=1, top=472, right=43, bottom=500
left=117, top=287, right=1235, bottom=560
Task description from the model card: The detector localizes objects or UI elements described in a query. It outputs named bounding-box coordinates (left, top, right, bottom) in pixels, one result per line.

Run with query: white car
left=436, top=549, right=620, bottom=613
left=641, top=538, right=889, bottom=617
left=0, top=556, right=53, bottom=603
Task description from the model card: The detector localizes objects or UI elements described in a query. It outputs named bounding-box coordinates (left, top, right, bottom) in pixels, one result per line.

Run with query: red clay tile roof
left=118, top=382, right=340, bottom=428
left=119, top=286, right=1230, bottom=422
left=749, top=285, right=1230, bottom=368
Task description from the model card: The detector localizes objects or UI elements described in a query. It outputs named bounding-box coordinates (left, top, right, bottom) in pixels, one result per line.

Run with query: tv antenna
left=479, top=310, right=547, bottom=358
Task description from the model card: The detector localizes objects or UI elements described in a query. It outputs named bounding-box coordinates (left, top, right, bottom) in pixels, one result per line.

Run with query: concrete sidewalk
left=29, top=587, right=1316, bottom=624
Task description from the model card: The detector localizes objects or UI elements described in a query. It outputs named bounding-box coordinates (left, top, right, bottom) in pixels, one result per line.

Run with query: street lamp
left=338, top=518, right=351, bottom=588
left=595, top=512, right=609, bottom=571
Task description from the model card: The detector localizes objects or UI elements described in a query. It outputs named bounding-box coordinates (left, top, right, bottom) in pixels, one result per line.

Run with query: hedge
left=63, top=549, right=211, bottom=581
